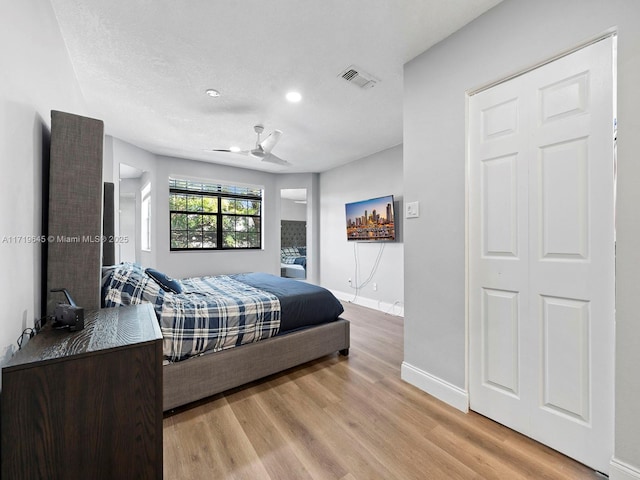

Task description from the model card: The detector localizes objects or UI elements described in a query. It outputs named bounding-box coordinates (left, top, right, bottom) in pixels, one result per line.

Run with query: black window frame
left=169, top=178, right=262, bottom=251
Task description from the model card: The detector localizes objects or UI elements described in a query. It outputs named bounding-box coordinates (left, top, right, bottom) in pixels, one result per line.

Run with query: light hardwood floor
left=163, top=302, right=602, bottom=479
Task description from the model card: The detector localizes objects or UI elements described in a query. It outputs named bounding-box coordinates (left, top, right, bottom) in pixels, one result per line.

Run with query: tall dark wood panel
left=1, top=304, right=163, bottom=480
left=46, top=110, right=104, bottom=314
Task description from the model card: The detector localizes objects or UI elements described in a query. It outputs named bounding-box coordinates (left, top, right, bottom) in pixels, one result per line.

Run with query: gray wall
left=320, top=145, right=404, bottom=313
left=403, top=0, right=640, bottom=475
left=0, top=0, right=86, bottom=365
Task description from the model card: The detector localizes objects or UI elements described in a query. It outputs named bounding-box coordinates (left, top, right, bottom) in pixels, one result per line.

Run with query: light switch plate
left=406, top=201, right=419, bottom=218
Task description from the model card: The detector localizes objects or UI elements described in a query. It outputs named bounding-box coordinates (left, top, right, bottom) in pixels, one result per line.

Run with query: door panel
left=482, top=154, right=519, bottom=257
left=539, top=71, right=589, bottom=123
left=541, top=295, right=590, bottom=423
left=482, top=97, right=519, bottom=140
left=482, top=288, right=520, bottom=396
left=469, top=76, right=531, bottom=435
left=469, top=36, right=615, bottom=473
left=539, top=138, right=589, bottom=259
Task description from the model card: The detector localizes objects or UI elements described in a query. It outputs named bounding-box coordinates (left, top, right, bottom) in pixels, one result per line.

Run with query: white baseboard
left=331, top=289, right=404, bottom=317
left=401, top=361, right=469, bottom=413
left=610, top=458, right=640, bottom=480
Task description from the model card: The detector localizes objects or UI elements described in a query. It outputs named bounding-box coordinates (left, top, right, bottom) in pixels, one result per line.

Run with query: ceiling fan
left=209, top=125, right=291, bottom=166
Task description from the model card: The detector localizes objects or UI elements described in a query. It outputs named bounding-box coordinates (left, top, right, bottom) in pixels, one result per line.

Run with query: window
left=141, top=183, right=151, bottom=251
left=169, top=178, right=262, bottom=250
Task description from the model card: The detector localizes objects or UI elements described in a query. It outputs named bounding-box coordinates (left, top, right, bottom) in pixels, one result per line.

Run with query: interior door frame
left=464, top=29, right=618, bottom=405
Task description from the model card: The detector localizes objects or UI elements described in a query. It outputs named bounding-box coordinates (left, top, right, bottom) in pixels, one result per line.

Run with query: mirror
left=118, top=163, right=144, bottom=263
left=280, top=188, right=307, bottom=280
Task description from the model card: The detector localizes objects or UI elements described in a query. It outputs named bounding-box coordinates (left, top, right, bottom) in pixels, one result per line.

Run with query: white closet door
left=468, top=36, right=615, bottom=473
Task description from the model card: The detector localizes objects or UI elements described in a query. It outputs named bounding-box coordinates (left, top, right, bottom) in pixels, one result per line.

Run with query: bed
left=101, top=263, right=349, bottom=410
left=45, top=111, right=348, bottom=412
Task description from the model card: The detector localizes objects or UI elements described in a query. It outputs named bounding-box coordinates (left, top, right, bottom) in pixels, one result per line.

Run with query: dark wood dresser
left=1, top=304, right=163, bottom=480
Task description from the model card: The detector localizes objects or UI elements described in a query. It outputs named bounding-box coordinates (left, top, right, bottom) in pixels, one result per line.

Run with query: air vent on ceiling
left=338, top=65, right=378, bottom=89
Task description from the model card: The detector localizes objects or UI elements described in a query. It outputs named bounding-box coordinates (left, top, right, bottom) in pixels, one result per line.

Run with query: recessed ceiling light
left=286, top=91, right=302, bottom=103
left=205, top=88, right=220, bottom=97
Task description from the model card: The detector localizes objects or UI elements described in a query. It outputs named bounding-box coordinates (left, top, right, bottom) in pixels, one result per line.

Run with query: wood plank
left=163, top=302, right=602, bottom=479
left=227, top=392, right=314, bottom=480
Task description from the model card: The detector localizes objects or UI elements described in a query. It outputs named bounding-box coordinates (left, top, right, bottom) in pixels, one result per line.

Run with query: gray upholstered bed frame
left=163, top=318, right=350, bottom=411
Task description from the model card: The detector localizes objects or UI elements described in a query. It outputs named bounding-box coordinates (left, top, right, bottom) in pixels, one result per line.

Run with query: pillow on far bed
left=145, top=268, right=183, bottom=294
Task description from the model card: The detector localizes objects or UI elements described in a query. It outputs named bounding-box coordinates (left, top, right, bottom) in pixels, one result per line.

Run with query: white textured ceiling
left=50, top=0, right=502, bottom=173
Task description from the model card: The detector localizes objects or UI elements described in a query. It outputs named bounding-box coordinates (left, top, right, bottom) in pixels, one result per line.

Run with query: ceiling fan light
left=286, top=91, right=302, bottom=103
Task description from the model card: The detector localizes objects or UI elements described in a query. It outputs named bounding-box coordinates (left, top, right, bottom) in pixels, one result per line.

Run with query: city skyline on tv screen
left=345, top=195, right=395, bottom=241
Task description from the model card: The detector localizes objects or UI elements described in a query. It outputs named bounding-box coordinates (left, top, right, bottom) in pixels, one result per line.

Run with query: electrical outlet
left=373, top=283, right=378, bottom=291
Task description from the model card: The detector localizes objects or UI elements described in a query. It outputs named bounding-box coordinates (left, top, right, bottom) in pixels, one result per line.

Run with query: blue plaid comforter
left=102, top=263, right=281, bottom=362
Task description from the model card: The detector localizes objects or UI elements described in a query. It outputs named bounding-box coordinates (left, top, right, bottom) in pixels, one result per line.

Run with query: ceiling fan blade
left=262, top=153, right=291, bottom=166
left=207, top=149, right=249, bottom=155
left=259, top=129, right=282, bottom=153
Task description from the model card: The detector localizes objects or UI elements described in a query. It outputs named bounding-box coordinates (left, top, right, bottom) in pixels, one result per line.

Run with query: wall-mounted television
left=345, top=194, right=396, bottom=242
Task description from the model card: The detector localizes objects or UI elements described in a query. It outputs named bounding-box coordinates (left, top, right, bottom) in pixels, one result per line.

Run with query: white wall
left=320, top=145, right=403, bottom=313
left=0, top=0, right=86, bottom=364
left=402, top=0, right=640, bottom=476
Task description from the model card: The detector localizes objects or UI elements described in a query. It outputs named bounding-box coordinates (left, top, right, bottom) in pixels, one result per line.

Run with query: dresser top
left=4, top=304, right=161, bottom=369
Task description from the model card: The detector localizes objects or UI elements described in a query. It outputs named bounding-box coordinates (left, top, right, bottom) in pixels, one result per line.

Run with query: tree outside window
left=169, top=178, right=262, bottom=251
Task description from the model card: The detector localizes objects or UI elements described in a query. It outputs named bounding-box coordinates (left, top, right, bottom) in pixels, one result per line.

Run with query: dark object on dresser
left=0, top=304, right=163, bottom=480
left=50, top=287, right=84, bottom=331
